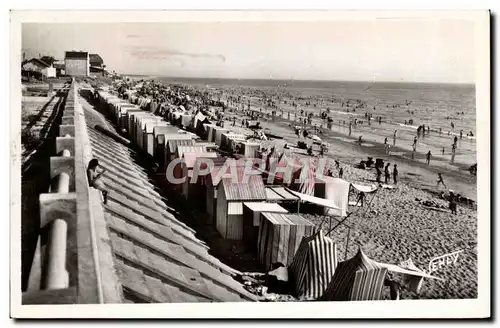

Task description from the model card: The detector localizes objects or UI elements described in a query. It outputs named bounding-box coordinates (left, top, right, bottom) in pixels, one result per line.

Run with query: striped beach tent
left=288, top=233, right=338, bottom=300
left=320, top=248, right=388, bottom=301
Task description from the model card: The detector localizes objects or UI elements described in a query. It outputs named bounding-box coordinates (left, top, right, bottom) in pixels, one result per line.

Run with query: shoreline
left=224, top=106, right=477, bottom=201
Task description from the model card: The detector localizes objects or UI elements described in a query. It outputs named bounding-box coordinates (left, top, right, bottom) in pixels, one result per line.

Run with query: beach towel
left=323, top=177, right=350, bottom=217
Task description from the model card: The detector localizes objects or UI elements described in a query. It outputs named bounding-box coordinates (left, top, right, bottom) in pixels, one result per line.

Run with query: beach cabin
left=220, top=133, right=248, bottom=152
left=169, top=145, right=207, bottom=193
left=257, top=212, right=316, bottom=270
left=165, top=136, right=194, bottom=166
left=240, top=141, right=261, bottom=158
left=144, top=121, right=170, bottom=156
left=116, top=104, right=141, bottom=131
left=181, top=152, right=219, bottom=202
left=153, top=125, right=179, bottom=165
left=204, top=157, right=232, bottom=225
left=128, top=112, right=152, bottom=143
left=194, top=142, right=218, bottom=152
left=242, top=202, right=289, bottom=251
left=216, top=174, right=267, bottom=240
left=132, top=113, right=156, bottom=144
left=199, top=123, right=213, bottom=141
left=204, top=124, right=216, bottom=142
left=264, top=186, right=300, bottom=212
left=137, top=117, right=165, bottom=150
left=212, top=127, right=229, bottom=146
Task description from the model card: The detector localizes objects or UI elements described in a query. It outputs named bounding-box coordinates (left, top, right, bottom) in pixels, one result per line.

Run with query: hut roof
left=221, top=173, right=266, bottom=201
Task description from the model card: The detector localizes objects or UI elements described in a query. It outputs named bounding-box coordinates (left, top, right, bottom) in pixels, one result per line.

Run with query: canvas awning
left=374, top=262, right=445, bottom=281
left=351, top=183, right=378, bottom=193
left=286, top=188, right=343, bottom=216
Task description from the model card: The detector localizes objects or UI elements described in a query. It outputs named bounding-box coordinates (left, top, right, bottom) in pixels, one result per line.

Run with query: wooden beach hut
left=205, top=157, right=231, bottom=223
left=215, top=173, right=266, bottom=240
left=240, top=141, right=261, bottom=158
left=257, top=212, right=316, bottom=270
left=201, top=123, right=215, bottom=141
left=242, top=202, right=288, bottom=251
left=181, top=152, right=219, bottom=203
left=165, top=135, right=194, bottom=167
left=153, top=125, right=178, bottom=165
left=137, top=117, right=164, bottom=150
left=144, top=121, right=170, bottom=156
left=212, top=127, right=229, bottom=146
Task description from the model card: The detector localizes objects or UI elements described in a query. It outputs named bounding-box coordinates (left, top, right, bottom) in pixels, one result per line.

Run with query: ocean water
left=152, top=76, right=477, bottom=167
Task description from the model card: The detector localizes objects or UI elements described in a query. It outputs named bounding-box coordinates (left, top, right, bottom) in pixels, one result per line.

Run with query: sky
left=22, top=19, right=476, bottom=83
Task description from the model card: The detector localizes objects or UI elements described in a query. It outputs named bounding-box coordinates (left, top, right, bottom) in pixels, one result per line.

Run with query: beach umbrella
left=320, top=248, right=388, bottom=301
left=288, top=233, right=338, bottom=300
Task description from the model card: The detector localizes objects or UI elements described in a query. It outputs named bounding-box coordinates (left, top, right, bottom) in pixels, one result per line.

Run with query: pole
left=345, top=228, right=351, bottom=261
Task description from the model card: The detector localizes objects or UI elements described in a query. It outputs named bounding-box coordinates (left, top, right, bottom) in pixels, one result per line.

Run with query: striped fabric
left=289, top=233, right=338, bottom=300
left=321, top=249, right=388, bottom=301
left=257, top=213, right=316, bottom=270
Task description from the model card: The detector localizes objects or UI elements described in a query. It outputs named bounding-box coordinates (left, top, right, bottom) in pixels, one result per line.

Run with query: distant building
left=89, top=54, right=104, bottom=68
left=53, top=60, right=65, bottom=76
left=22, top=58, right=56, bottom=78
left=64, top=51, right=89, bottom=76
left=22, top=58, right=50, bottom=74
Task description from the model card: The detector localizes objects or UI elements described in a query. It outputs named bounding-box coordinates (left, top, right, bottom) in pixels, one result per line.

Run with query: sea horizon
left=119, top=74, right=475, bottom=88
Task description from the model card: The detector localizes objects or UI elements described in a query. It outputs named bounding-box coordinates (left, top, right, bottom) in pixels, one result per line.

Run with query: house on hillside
left=64, top=51, right=89, bottom=76
left=22, top=58, right=56, bottom=79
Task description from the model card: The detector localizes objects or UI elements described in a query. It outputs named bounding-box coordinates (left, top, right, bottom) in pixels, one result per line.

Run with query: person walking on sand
left=437, top=173, right=447, bottom=188
left=87, top=159, right=109, bottom=204
left=384, top=137, right=388, bottom=145
left=426, top=151, right=432, bottom=165
left=339, top=166, right=344, bottom=179
left=358, top=135, right=363, bottom=145
left=393, top=164, right=399, bottom=184
left=348, top=122, right=352, bottom=136
left=384, top=163, right=391, bottom=184
left=393, top=129, right=397, bottom=146
left=442, top=147, right=445, bottom=155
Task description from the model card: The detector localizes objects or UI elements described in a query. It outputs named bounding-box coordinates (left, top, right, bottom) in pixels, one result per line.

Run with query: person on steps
left=87, top=158, right=109, bottom=204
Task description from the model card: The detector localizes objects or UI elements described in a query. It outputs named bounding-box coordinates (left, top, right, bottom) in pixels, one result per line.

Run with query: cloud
left=126, top=46, right=226, bottom=63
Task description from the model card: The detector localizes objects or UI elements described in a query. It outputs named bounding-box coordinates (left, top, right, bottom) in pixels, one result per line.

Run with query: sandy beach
left=198, top=82, right=478, bottom=299
left=117, top=77, right=478, bottom=300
